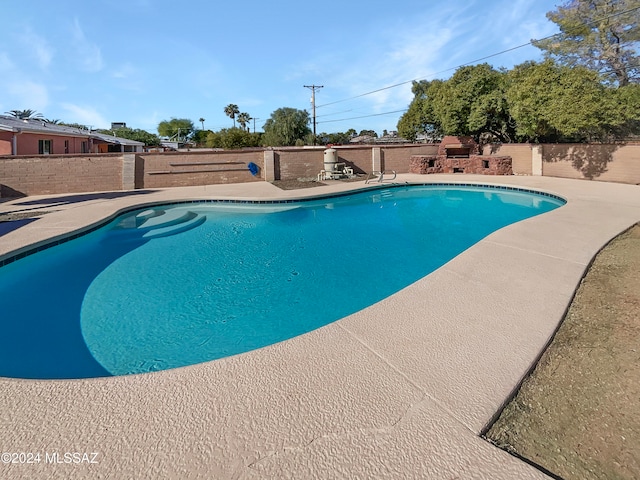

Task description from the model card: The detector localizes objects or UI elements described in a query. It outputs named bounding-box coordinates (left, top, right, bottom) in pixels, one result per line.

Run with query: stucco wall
left=0, top=154, right=123, bottom=197
left=0, top=132, right=13, bottom=155
left=14, top=133, right=91, bottom=155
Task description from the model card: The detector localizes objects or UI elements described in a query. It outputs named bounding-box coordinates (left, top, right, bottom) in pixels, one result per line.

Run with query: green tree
left=506, top=59, right=627, bottom=142
left=397, top=80, right=443, bottom=141
left=99, top=127, right=162, bottom=146
left=237, top=112, right=251, bottom=131
left=224, top=104, right=239, bottom=127
left=191, top=129, right=211, bottom=146
left=4, top=109, right=43, bottom=119
left=157, top=118, right=195, bottom=140
left=397, top=66, right=513, bottom=143
left=533, top=0, right=640, bottom=86
left=317, top=131, right=353, bottom=145
left=60, top=122, right=90, bottom=130
left=358, top=129, right=378, bottom=138
left=612, top=83, right=640, bottom=136
left=206, top=128, right=261, bottom=149
left=262, top=107, right=311, bottom=146
left=429, top=64, right=513, bottom=142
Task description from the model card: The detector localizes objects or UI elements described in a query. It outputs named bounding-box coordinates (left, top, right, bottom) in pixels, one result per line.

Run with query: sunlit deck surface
left=1, top=174, right=639, bottom=479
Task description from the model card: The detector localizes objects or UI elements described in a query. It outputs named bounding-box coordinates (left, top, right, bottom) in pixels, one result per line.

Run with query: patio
left=1, top=174, right=639, bottom=479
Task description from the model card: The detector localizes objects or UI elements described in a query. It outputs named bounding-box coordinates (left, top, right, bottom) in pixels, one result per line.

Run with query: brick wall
left=275, top=148, right=324, bottom=180
left=0, top=154, right=123, bottom=197
left=139, top=150, right=264, bottom=188
left=409, top=155, right=512, bottom=175
left=541, top=143, right=640, bottom=184
left=274, top=144, right=441, bottom=180
left=382, top=144, right=439, bottom=173
left=482, top=144, right=533, bottom=175
left=335, top=147, right=370, bottom=175
left=2, top=143, right=637, bottom=198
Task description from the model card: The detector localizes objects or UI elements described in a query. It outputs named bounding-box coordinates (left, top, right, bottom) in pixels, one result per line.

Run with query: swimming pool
left=0, top=184, right=564, bottom=379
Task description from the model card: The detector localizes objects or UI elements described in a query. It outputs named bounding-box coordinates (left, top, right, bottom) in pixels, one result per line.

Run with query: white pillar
left=264, top=150, right=276, bottom=181
left=532, top=145, right=543, bottom=176
left=372, top=147, right=382, bottom=173
left=122, top=154, right=136, bottom=190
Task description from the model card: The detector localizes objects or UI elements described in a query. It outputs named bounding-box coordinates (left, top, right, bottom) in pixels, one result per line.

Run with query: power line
left=315, top=108, right=355, bottom=119
left=317, top=109, right=408, bottom=125
left=316, top=5, right=640, bottom=109
left=315, top=41, right=544, bottom=109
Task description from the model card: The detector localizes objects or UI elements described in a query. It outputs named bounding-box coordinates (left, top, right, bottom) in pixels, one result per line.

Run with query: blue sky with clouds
left=1, top=0, right=560, bottom=136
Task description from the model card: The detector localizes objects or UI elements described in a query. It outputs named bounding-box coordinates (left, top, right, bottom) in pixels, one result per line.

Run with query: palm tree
left=44, top=118, right=62, bottom=124
left=224, top=104, right=239, bottom=128
left=5, top=109, right=43, bottom=120
left=199, top=117, right=205, bottom=130
left=237, top=112, right=251, bottom=132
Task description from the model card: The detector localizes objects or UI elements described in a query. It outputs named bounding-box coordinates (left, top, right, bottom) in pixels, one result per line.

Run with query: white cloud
left=0, top=52, right=15, bottom=72
left=319, top=14, right=463, bottom=117
left=71, top=18, right=104, bottom=72
left=111, top=62, right=146, bottom=92
left=112, top=63, right=134, bottom=79
left=133, top=111, right=163, bottom=132
left=0, top=47, right=49, bottom=114
left=7, top=80, right=49, bottom=112
left=20, top=26, right=54, bottom=70
left=60, top=103, right=108, bottom=129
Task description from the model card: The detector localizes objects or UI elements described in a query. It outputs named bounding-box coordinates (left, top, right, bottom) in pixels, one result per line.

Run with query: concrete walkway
left=1, top=175, right=639, bottom=479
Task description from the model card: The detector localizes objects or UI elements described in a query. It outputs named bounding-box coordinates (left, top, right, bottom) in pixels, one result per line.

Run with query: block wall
left=541, top=143, right=640, bottom=184
left=482, top=144, right=533, bottom=175
left=382, top=145, right=439, bottom=173
left=0, top=154, right=123, bottom=197
left=139, top=150, right=264, bottom=188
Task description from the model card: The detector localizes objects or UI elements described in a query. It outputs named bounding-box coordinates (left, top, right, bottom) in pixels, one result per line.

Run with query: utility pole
left=252, top=117, right=260, bottom=134
left=304, top=84, right=323, bottom=145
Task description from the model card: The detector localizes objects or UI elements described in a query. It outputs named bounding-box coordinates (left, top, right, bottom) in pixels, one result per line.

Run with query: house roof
left=0, top=115, right=144, bottom=146
left=0, top=115, right=91, bottom=137
left=90, top=131, right=144, bottom=146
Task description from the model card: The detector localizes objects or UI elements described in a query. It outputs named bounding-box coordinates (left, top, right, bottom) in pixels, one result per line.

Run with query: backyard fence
left=1, top=143, right=638, bottom=197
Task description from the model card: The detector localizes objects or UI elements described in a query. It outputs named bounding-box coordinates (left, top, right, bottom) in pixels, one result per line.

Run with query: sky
left=0, top=0, right=561, bottom=136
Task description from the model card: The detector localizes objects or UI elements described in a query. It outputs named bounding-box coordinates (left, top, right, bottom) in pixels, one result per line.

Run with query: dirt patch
left=486, top=224, right=640, bottom=479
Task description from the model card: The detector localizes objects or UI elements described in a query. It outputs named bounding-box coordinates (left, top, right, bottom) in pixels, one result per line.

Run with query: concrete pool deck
left=1, top=174, right=639, bottom=479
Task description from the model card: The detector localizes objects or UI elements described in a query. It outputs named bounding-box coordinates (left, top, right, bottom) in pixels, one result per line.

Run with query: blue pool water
left=0, top=185, right=564, bottom=379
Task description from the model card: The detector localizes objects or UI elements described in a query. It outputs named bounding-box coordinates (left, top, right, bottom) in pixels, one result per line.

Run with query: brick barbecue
left=409, top=136, right=512, bottom=175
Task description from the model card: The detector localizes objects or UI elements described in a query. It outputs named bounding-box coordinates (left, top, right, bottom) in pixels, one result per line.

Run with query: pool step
left=105, top=209, right=206, bottom=242
left=137, top=209, right=197, bottom=231
left=142, top=214, right=206, bottom=239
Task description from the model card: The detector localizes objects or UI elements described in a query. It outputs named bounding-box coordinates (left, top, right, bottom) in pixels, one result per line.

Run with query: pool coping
left=1, top=174, right=639, bottom=479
